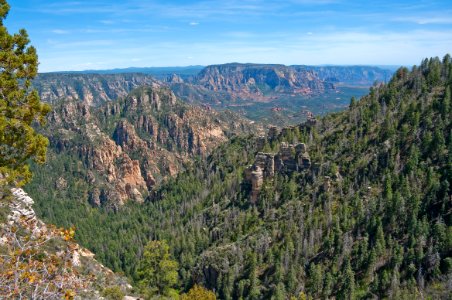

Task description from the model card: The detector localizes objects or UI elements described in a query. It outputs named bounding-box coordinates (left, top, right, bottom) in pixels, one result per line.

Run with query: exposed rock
left=113, top=120, right=147, bottom=151
left=250, top=166, right=264, bottom=204
left=167, top=73, right=184, bottom=84
left=255, top=152, right=275, bottom=177
left=280, top=142, right=293, bottom=160
left=55, top=177, right=68, bottom=190
left=7, top=188, right=41, bottom=229
left=295, top=143, right=307, bottom=153
left=117, top=154, right=147, bottom=196
left=245, top=139, right=312, bottom=203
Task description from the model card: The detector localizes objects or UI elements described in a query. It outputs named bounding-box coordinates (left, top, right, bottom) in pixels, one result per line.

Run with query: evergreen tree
left=0, top=0, right=50, bottom=188
left=137, top=240, right=179, bottom=297
left=341, top=258, right=355, bottom=300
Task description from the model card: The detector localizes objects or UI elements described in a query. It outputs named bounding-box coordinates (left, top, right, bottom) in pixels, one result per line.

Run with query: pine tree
left=349, top=96, right=356, bottom=109
left=137, top=240, right=179, bottom=297
left=341, top=258, right=355, bottom=300
left=0, top=0, right=50, bottom=188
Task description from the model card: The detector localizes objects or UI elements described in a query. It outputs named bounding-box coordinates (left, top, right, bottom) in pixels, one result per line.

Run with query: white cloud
left=394, top=16, right=452, bottom=25
left=51, top=29, right=69, bottom=34
left=189, top=22, right=199, bottom=26
left=100, top=20, right=115, bottom=25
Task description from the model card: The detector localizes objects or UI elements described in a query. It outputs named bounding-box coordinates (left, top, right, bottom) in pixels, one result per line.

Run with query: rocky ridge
left=297, top=65, right=394, bottom=86
left=35, top=73, right=158, bottom=106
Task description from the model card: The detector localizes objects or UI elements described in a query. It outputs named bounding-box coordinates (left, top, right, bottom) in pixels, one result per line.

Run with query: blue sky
left=5, top=0, right=452, bottom=72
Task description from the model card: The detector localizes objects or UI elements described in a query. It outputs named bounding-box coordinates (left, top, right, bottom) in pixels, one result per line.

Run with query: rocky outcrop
left=245, top=143, right=311, bottom=202
left=167, top=74, right=184, bottom=84
left=245, top=121, right=316, bottom=202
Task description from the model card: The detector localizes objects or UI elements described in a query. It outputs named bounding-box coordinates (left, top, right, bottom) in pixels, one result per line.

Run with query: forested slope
left=27, top=55, right=452, bottom=299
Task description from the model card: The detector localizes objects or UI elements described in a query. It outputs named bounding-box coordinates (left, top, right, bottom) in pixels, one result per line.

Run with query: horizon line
left=39, top=62, right=406, bottom=74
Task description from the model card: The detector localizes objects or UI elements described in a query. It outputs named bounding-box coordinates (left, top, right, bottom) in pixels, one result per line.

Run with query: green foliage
left=101, top=286, right=125, bottom=300
left=180, top=284, right=216, bottom=300
left=137, top=240, right=179, bottom=297
left=0, top=0, right=50, bottom=188
left=26, top=55, right=452, bottom=299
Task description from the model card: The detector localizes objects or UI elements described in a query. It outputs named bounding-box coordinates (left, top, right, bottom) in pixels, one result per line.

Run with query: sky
left=5, top=0, right=452, bottom=72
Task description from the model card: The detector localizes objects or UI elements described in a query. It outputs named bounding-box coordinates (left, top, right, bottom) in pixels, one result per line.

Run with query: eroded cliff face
left=34, top=73, right=159, bottom=106
left=41, top=85, right=260, bottom=207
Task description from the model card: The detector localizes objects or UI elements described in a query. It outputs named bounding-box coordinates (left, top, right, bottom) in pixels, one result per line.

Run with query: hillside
left=27, top=56, right=451, bottom=298
left=31, top=83, right=259, bottom=208
left=0, top=188, right=131, bottom=299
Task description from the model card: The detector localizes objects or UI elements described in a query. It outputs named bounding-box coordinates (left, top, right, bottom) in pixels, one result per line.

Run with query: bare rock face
left=250, top=166, right=264, bottom=204
left=113, top=120, right=148, bottom=151
left=117, top=154, right=147, bottom=199
left=255, top=152, right=275, bottom=177
left=7, top=188, right=41, bottom=229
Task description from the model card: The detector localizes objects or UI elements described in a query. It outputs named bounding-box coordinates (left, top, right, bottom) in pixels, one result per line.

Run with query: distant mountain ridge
left=189, top=63, right=334, bottom=99
left=34, top=73, right=159, bottom=106
left=44, top=65, right=205, bottom=76
left=35, top=64, right=393, bottom=106
left=296, top=65, right=394, bottom=86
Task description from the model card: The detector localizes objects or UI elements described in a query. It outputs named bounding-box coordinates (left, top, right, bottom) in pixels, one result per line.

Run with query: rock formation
left=244, top=119, right=318, bottom=202
left=245, top=145, right=311, bottom=202
left=194, top=63, right=334, bottom=100
left=39, top=84, right=260, bottom=207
